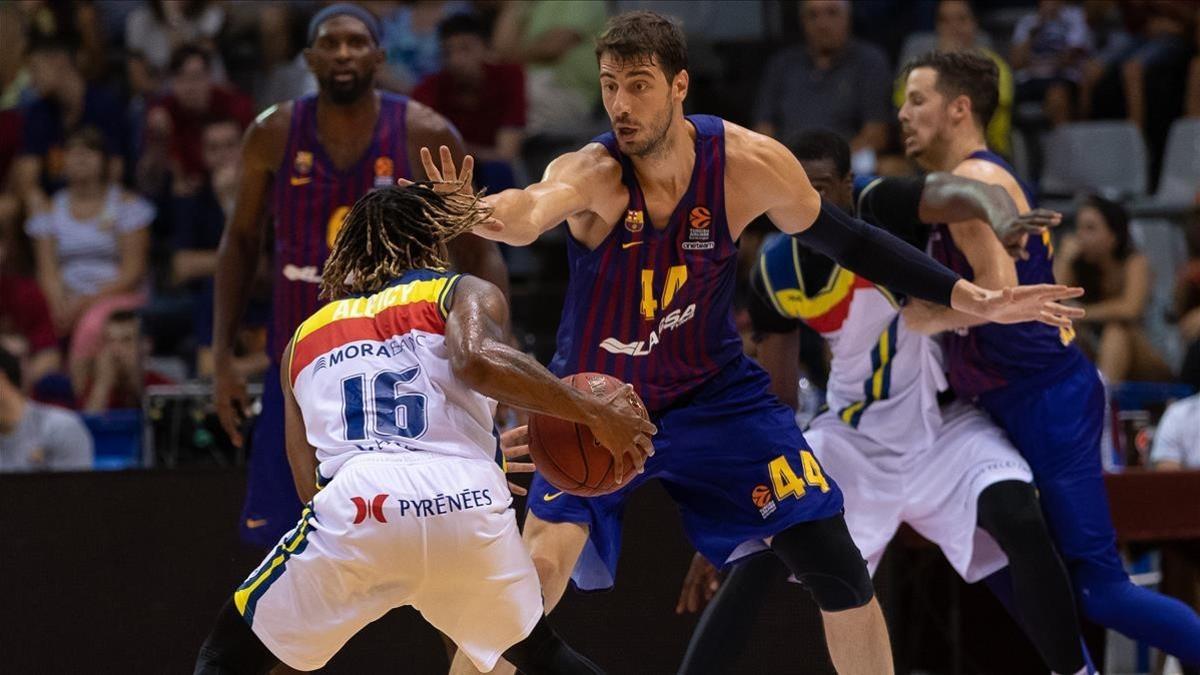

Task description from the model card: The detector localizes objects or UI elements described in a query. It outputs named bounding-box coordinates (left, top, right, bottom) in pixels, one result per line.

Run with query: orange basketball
left=751, top=485, right=773, bottom=508
left=528, top=373, right=647, bottom=497
left=689, top=206, right=711, bottom=228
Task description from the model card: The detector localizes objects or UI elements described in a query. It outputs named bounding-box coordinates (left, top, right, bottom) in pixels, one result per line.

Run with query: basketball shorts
left=240, top=362, right=303, bottom=548
left=235, top=453, right=542, bottom=672
left=979, top=351, right=1127, bottom=586
left=807, top=400, right=1033, bottom=583
left=529, top=356, right=845, bottom=591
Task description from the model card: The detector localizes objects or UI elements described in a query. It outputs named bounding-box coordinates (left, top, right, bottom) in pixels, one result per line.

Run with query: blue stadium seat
left=82, top=410, right=143, bottom=471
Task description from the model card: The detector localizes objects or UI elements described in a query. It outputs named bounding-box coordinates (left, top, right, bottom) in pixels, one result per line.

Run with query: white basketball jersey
left=286, top=270, right=499, bottom=481
left=757, top=235, right=946, bottom=452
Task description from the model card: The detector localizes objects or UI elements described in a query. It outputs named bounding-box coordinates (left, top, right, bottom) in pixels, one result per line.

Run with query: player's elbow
left=450, top=342, right=502, bottom=392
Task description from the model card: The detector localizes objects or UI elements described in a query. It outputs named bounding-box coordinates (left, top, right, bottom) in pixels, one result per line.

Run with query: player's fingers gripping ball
left=529, top=373, right=649, bottom=497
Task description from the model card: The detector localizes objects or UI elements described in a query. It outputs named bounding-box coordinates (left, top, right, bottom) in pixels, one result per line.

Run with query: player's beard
left=322, top=71, right=373, bottom=105
left=623, top=101, right=674, bottom=159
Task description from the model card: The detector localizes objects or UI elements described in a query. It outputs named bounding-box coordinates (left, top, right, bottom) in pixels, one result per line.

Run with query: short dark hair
left=595, top=11, right=688, bottom=83
left=65, top=126, right=107, bottom=155
left=904, top=50, right=998, bottom=130
left=438, top=12, right=487, bottom=42
left=169, top=43, right=212, bottom=75
left=0, top=345, right=20, bottom=389
left=107, top=310, right=141, bottom=326
left=788, top=129, right=851, bottom=178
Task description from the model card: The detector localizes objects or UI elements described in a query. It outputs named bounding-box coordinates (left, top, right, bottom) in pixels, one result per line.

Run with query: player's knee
left=977, top=481, right=1049, bottom=555
left=770, top=515, right=874, bottom=612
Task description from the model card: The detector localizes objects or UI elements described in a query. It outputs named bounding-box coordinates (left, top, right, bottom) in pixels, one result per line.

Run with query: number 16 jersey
left=285, top=269, right=499, bottom=482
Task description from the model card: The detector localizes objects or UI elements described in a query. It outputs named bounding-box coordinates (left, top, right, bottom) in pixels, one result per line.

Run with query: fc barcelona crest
left=625, top=209, right=644, bottom=232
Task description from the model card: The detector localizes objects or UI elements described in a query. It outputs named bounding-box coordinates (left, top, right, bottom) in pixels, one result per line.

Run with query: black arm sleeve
left=856, top=175, right=931, bottom=249
left=795, top=197, right=960, bottom=307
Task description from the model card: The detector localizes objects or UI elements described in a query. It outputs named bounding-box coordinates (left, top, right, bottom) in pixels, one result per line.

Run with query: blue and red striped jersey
left=548, top=115, right=743, bottom=413
left=267, top=92, right=412, bottom=362
left=927, top=149, right=1080, bottom=397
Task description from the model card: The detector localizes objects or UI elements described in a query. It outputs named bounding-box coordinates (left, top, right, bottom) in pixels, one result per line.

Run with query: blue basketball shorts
left=529, top=356, right=845, bottom=591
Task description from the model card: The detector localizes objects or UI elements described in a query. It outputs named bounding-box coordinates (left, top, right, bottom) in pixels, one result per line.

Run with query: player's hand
left=214, top=366, right=250, bottom=448
left=997, top=208, right=1062, bottom=260
left=676, top=553, right=722, bottom=614
left=406, top=145, right=475, bottom=196
left=950, top=280, right=1085, bottom=329
left=500, top=425, right=534, bottom=496
left=587, top=384, right=657, bottom=485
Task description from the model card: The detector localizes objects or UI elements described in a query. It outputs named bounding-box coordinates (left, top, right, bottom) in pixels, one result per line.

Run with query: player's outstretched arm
left=445, top=275, right=656, bottom=482
left=213, top=106, right=287, bottom=447
left=417, top=144, right=619, bottom=247
left=737, top=129, right=1083, bottom=329
left=858, top=174, right=1061, bottom=260
left=280, top=341, right=319, bottom=504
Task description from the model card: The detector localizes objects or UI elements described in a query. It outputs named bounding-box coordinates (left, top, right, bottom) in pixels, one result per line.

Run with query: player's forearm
left=213, top=228, right=261, bottom=362
left=797, top=199, right=961, bottom=307
left=482, top=186, right=569, bottom=246
left=453, top=338, right=605, bottom=426
left=919, top=173, right=1017, bottom=239
left=902, top=299, right=987, bottom=335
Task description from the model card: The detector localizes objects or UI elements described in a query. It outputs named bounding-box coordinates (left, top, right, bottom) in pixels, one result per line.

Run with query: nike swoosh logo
left=622, top=241, right=643, bottom=249
left=290, top=176, right=312, bottom=186
left=542, top=491, right=565, bottom=502
left=245, top=518, right=269, bottom=529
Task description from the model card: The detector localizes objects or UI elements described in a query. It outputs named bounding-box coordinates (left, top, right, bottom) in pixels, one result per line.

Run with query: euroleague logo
left=752, top=484, right=777, bottom=518
left=684, top=206, right=715, bottom=251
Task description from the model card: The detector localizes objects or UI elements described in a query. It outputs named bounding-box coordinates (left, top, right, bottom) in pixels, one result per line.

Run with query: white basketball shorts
left=806, top=400, right=1033, bottom=582
left=233, top=453, right=542, bottom=672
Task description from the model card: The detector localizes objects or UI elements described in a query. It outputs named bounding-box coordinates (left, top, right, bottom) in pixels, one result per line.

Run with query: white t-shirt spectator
left=25, top=187, right=156, bottom=296
left=0, top=401, right=93, bottom=471
left=1150, top=393, right=1200, bottom=468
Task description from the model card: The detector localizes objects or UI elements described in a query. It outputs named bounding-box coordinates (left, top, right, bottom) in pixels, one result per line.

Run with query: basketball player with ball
left=423, top=12, right=1084, bottom=675
left=194, top=182, right=652, bottom=674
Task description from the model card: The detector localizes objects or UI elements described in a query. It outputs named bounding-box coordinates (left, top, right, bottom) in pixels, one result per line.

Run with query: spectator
left=25, top=127, right=155, bottom=388
left=1150, top=392, right=1200, bottom=469
left=79, top=311, right=172, bottom=413
left=1054, top=194, right=1173, bottom=383
left=0, top=4, right=33, bottom=111
left=754, top=0, right=891, bottom=154
left=124, top=0, right=226, bottom=76
left=0, top=231, right=60, bottom=391
left=12, top=36, right=127, bottom=211
left=1080, top=2, right=1196, bottom=129
left=414, top=13, right=526, bottom=192
left=124, top=51, right=162, bottom=170
left=0, top=343, right=92, bottom=472
left=492, top=0, right=607, bottom=138
left=1175, top=221, right=1200, bottom=389
left=1010, top=0, right=1092, bottom=128
left=894, top=0, right=1013, bottom=156
left=141, top=44, right=253, bottom=197
left=376, top=0, right=470, bottom=93
left=251, top=3, right=316, bottom=111
left=169, top=118, right=269, bottom=379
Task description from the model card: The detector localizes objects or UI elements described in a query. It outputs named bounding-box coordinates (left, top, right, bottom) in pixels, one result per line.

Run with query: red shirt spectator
left=0, top=272, right=56, bottom=354
left=144, top=45, right=252, bottom=193
left=413, top=14, right=525, bottom=162
left=414, top=62, right=525, bottom=151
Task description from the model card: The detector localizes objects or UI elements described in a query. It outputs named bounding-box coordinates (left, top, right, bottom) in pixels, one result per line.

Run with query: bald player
left=213, top=4, right=507, bottom=548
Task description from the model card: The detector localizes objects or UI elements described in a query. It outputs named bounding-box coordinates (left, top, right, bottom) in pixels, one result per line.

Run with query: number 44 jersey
left=285, top=269, right=500, bottom=482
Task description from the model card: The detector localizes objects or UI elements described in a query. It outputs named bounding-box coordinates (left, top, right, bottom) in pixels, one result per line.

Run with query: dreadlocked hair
left=320, top=182, right=491, bottom=299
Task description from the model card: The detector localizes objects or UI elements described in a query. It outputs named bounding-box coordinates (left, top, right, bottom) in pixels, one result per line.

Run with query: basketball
left=528, top=372, right=647, bottom=497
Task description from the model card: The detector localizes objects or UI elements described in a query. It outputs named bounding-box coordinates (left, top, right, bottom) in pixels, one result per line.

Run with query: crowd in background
left=0, top=0, right=1197, bottom=473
